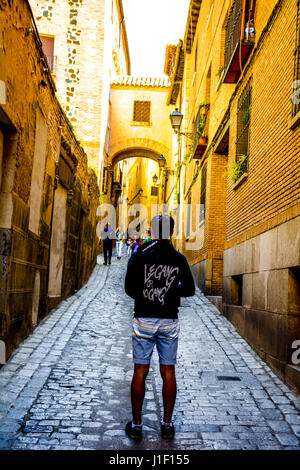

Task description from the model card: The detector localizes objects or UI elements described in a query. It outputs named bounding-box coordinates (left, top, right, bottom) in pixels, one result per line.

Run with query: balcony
left=223, top=0, right=255, bottom=84
left=46, top=55, right=57, bottom=75
left=192, top=105, right=210, bottom=160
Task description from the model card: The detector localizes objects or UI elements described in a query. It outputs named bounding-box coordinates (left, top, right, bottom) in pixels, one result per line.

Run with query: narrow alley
left=0, top=255, right=299, bottom=451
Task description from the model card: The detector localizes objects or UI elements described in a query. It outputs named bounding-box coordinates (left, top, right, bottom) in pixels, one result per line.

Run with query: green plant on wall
left=183, top=144, right=192, bottom=161
left=196, top=114, right=207, bottom=138
left=199, top=101, right=210, bottom=108
left=229, top=154, right=249, bottom=181
left=195, top=103, right=210, bottom=139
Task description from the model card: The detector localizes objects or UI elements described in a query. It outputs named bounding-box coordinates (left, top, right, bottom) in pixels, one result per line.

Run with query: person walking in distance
left=124, top=214, right=195, bottom=440
left=99, top=223, right=114, bottom=265
left=116, top=226, right=125, bottom=260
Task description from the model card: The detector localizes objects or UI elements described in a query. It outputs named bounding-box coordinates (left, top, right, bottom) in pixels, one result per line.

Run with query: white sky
left=122, top=0, right=190, bottom=76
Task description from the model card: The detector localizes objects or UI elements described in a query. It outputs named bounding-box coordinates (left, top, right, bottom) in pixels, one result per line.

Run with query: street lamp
left=170, top=108, right=194, bottom=138
left=169, top=108, right=183, bottom=132
left=152, top=174, right=158, bottom=185
left=158, top=155, right=166, bottom=168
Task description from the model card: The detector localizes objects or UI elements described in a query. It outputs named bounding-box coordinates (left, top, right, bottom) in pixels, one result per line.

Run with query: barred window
left=200, top=164, right=207, bottom=223
left=186, top=193, right=192, bottom=239
left=292, top=0, right=300, bottom=117
left=102, top=167, right=108, bottom=194
left=133, top=101, right=151, bottom=123
left=236, top=79, right=252, bottom=176
left=150, top=186, right=159, bottom=197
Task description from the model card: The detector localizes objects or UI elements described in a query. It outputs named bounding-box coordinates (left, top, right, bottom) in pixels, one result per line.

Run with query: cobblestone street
left=0, top=255, right=300, bottom=451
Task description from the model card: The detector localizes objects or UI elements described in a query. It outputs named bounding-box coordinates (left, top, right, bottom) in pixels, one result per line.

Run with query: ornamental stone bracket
left=67, top=188, right=75, bottom=205
left=61, top=134, right=78, bottom=167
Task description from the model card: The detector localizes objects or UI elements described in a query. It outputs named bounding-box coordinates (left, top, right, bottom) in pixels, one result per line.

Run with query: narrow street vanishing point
left=0, top=256, right=299, bottom=451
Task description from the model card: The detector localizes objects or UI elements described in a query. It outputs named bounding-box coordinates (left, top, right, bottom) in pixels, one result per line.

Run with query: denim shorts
left=132, top=317, right=180, bottom=365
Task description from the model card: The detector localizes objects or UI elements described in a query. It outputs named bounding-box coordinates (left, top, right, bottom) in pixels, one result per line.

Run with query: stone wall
left=223, top=216, right=300, bottom=390
left=0, top=0, right=99, bottom=359
left=29, top=0, right=130, bottom=174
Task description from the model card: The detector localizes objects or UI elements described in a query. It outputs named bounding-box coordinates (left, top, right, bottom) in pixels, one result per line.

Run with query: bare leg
left=131, top=364, right=150, bottom=425
left=160, top=365, right=177, bottom=423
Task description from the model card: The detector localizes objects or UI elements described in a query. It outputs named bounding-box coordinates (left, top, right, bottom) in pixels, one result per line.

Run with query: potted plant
left=198, top=136, right=208, bottom=145
left=229, top=154, right=249, bottom=181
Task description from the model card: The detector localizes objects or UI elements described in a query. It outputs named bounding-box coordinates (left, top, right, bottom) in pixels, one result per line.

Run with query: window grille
left=150, top=186, right=159, bottom=197
left=102, top=167, right=108, bottom=194
left=200, top=164, right=207, bottom=223
left=186, top=193, right=192, bottom=238
left=133, top=101, right=151, bottom=122
left=224, top=0, right=243, bottom=75
left=236, top=79, right=252, bottom=174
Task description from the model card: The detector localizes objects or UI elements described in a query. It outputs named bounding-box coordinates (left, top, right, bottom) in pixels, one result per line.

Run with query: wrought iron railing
left=192, top=105, right=210, bottom=151
left=235, top=79, right=252, bottom=178
left=224, top=0, right=243, bottom=76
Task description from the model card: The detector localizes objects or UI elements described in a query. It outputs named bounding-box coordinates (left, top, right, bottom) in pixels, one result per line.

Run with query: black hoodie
left=125, top=239, right=195, bottom=319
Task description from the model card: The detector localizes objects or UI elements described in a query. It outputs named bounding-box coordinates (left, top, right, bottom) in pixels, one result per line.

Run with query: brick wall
left=226, top=0, right=299, bottom=244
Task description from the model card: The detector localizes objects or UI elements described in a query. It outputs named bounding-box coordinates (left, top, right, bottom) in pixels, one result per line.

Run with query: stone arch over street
left=109, top=138, right=172, bottom=169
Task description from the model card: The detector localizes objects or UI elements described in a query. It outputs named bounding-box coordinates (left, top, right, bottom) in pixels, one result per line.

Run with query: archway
left=108, top=148, right=169, bottom=239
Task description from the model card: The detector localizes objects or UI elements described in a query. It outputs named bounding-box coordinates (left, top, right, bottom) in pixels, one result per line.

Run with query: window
left=224, top=0, right=243, bottom=75
left=194, top=40, right=198, bottom=73
left=205, top=65, right=211, bottom=103
left=150, top=186, right=159, bottom=197
left=218, top=14, right=228, bottom=80
left=236, top=79, right=252, bottom=176
left=133, top=101, right=151, bottom=123
left=186, top=193, right=192, bottom=239
left=292, top=0, right=300, bottom=118
left=288, top=267, right=300, bottom=315
left=223, top=0, right=256, bottom=83
left=40, top=35, right=57, bottom=74
left=105, top=127, right=110, bottom=155
left=200, top=164, right=207, bottom=223
left=102, top=167, right=108, bottom=194
left=231, top=275, right=243, bottom=306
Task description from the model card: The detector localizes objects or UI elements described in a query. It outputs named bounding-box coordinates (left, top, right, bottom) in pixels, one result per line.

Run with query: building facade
left=167, top=0, right=300, bottom=391
left=29, top=0, right=130, bottom=174
left=0, top=0, right=100, bottom=359
left=102, top=76, right=173, bottom=229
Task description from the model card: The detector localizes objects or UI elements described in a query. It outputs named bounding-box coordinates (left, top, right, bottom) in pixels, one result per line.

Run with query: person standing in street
left=142, top=229, right=152, bottom=244
left=130, top=236, right=142, bottom=255
left=116, top=226, right=125, bottom=260
left=99, top=223, right=115, bottom=265
left=124, top=214, right=195, bottom=440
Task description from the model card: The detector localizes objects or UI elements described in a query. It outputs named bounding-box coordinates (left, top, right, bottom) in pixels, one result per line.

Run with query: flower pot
left=198, top=136, right=207, bottom=145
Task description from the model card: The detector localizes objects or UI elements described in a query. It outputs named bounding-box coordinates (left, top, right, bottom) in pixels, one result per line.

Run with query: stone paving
left=0, top=254, right=300, bottom=450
